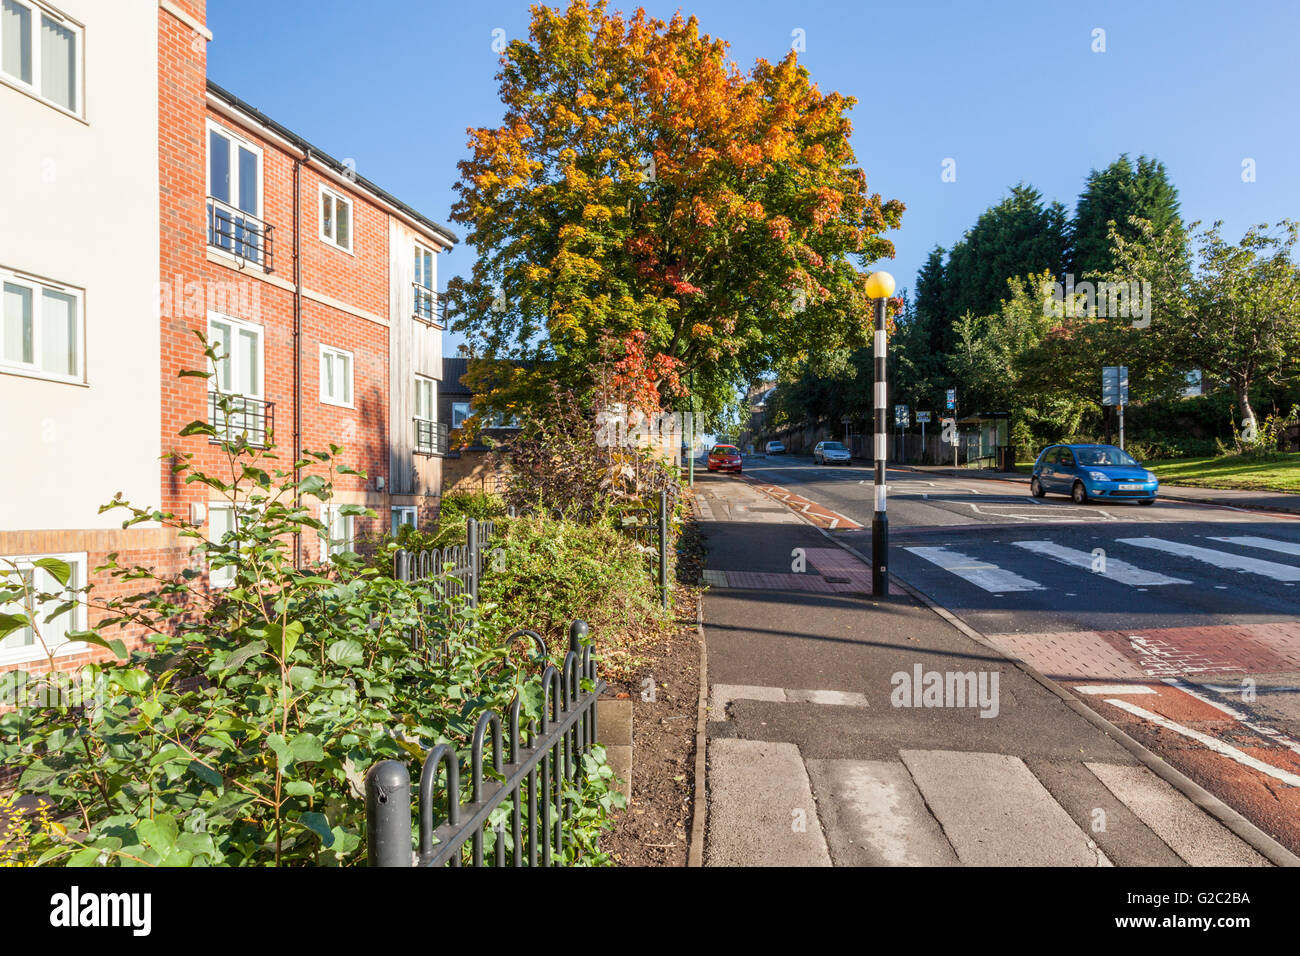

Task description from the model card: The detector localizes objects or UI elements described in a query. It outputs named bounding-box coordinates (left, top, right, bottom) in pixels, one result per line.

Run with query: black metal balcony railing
left=413, top=283, right=440, bottom=325
left=209, top=392, right=273, bottom=448
left=414, top=418, right=448, bottom=456
left=207, top=196, right=274, bottom=272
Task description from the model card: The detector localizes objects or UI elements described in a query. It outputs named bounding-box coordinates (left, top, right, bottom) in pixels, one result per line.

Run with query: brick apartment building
left=0, top=0, right=456, bottom=677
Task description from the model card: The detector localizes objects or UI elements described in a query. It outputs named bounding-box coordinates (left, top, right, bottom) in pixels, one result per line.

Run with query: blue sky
left=208, top=0, right=1298, bottom=354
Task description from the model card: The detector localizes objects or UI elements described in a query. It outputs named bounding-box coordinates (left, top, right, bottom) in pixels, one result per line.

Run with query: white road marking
left=1103, top=698, right=1300, bottom=787
left=1117, top=537, right=1300, bottom=581
left=709, top=683, right=869, bottom=719
left=1011, top=540, right=1190, bottom=586
left=1164, top=679, right=1300, bottom=756
left=905, top=546, right=1046, bottom=593
left=1074, top=684, right=1156, bottom=695
left=1209, top=535, right=1300, bottom=558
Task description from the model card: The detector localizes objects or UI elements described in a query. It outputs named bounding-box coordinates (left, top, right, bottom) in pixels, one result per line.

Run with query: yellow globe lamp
left=864, top=270, right=895, bottom=300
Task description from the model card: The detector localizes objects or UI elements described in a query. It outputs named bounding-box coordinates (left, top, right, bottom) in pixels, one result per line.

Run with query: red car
left=707, top=444, right=743, bottom=474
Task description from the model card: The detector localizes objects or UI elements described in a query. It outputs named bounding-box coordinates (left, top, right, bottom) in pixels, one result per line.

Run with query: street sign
left=1102, top=366, right=1129, bottom=406
left=945, top=388, right=956, bottom=410
left=916, top=411, right=931, bottom=423
left=894, top=404, right=909, bottom=427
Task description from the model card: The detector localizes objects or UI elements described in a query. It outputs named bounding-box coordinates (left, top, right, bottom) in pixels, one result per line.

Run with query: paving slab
left=705, top=738, right=831, bottom=867
left=899, top=750, right=1110, bottom=867
left=805, top=758, right=959, bottom=866
left=1085, top=761, right=1268, bottom=867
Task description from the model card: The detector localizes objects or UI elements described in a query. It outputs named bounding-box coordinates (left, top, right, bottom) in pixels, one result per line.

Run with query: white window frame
left=0, top=551, right=86, bottom=666
left=206, top=503, right=244, bottom=590
left=207, top=312, right=264, bottom=398
left=0, top=0, right=84, bottom=119
left=391, top=506, right=417, bottom=535
left=206, top=120, right=264, bottom=221
left=319, top=344, right=354, bottom=408
left=414, top=374, right=436, bottom=422
left=413, top=241, right=435, bottom=290
left=319, top=504, right=355, bottom=558
left=1, top=267, right=84, bottom=384
left=319, top=184, right=354, bottom=253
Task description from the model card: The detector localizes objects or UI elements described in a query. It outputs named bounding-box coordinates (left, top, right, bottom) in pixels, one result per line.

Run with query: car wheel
left=1138, top=498, right=1155, bottom=506
left=1030, top=476, right=1045, bottom=498
left=1071, top=481, right=1088, bottom=504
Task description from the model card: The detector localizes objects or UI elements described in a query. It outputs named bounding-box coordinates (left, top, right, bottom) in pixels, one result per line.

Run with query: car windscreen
left=1075, top=447, right=1137, bottom=467
left=822, top=442, right=846, bottom=450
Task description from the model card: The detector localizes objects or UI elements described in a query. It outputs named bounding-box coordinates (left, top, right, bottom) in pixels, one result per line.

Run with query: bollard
left=658, top=488, right=669, bottom=609
left=365, top=759, right=412, bottom=867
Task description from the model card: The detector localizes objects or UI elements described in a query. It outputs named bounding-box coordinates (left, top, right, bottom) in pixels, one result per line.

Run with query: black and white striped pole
left=865, top=270, right=896, bottom=597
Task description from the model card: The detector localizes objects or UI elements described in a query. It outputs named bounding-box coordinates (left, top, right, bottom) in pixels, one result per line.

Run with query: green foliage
left=1071, top=154, right=1184, bottom=279
left=439, top=490, right=508, bottom=524
left=0, top=344, right=620, bottom=867
left=944, top=183, right=1070, bottom=324
left=1110, top=218, right=1300, bottom=434
left=479, top=513, right=674, bottom=676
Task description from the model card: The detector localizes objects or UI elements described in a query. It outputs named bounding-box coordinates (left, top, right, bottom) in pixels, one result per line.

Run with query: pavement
left=693, top=471, right=1298, bottom=867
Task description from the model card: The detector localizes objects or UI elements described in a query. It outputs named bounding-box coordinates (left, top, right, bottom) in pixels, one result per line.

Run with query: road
left=725, top=453, right=1300, bottom=854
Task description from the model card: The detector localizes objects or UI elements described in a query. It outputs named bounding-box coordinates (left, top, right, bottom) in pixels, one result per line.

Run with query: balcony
left=207, top=196, right=275, bottom=272
left=209, top=392, right=274, bottom=448
left=414, top=418, right=448, bottom=456
left=413, top=283, right=444, bottom=327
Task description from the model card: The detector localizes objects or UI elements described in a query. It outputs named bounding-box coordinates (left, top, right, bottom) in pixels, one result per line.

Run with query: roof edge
left=206, top=80, right=459, bottom=248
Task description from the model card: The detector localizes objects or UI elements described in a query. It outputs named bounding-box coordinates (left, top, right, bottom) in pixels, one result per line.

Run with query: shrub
left=0, top=346, right=620, bottom=866
left=479, top=514, right=673, bottom=681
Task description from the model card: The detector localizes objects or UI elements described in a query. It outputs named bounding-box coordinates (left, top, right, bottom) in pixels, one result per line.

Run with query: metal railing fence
left=365, top=620, right=604, bottom=866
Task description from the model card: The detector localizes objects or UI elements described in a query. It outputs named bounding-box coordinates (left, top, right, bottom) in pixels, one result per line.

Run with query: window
left=207, top=121, right=266, bottom=265
left=1, top=1, right=81, bottom=116
left=1, top=269, right=81, bottom=382
left=414, top=375, right=435, bottom=421
left=208, top=314, right=268, bottom=445
left=452, top=402, right=471, bottom=428
left=0, top=552, right=85, bottom=665
left=320, top=186, right=352, bottom=252
left=414, top=243, right=434, bottom=290
left=319, top=505, right=355, bottom=558
left=319, top=345, right=353, bottom=407
left=207, top=504, right=240, bottom=589
left=391, top=506, right=417, bottom=535
left=413, top=242, right=436, bottom=322
left=208, top=314, right=262, bottom=397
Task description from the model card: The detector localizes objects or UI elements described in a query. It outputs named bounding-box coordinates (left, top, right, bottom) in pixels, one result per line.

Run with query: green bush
left=479, top=513, right=673, bottom=680
left=0, top=345, right=621, bottom=867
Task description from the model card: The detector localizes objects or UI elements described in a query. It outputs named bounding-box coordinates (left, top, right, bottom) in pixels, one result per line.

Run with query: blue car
left=1030, top=444, right=1158, bottom=505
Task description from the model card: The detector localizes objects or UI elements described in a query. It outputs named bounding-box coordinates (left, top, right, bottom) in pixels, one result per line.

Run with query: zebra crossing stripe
left=1209, top=536, right=1300, bottom=558
left=904, top=546, right=1045, bottom=593
left=1117, top=537, right=1300, bottom=582
left=1011, top=540, right=1190, bottom=586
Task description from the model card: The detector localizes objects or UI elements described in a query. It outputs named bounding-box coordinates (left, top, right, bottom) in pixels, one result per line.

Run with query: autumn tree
left=446, top=0, right=903, bottom=417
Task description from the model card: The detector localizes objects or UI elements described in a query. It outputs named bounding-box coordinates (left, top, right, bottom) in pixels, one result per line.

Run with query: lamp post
left=864, top=270, right=895, bottom=597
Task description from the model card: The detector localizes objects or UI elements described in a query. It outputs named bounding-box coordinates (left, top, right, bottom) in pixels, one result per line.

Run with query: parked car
left=765, top=440, right=785, bottom=454
left=813, top=440, right=851, bottom=465
left=1030, top=443, right=1158, bottom=504
left=707, top=444, right=743, bottom=474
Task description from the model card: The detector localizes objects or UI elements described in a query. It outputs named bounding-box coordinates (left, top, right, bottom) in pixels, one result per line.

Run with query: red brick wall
left=160, top=4, right=399, bottom=565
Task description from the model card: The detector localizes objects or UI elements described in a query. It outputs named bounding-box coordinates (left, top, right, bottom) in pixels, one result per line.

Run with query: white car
left=765, top=440, right=785, bottom=454
left=813, top=441, right=851, bottom=465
